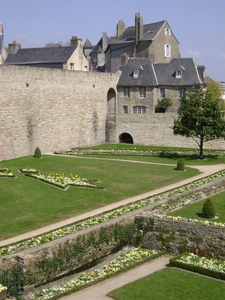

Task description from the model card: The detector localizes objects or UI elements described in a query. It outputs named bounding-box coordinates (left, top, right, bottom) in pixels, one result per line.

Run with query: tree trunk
left=199, top=138, right=204, bottom=159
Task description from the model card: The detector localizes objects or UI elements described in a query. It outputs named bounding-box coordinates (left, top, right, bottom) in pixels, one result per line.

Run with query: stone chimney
left=8, top=40, right=21, bottom=54
left=135, top=12, right=143, bottom=44
left=102, top=32, right=108, bottom=52
left=121, top=53, right=129, bottom=66
left=70, top=36, right=82, bottom=47
left=117, top=20, right=126, bottom=37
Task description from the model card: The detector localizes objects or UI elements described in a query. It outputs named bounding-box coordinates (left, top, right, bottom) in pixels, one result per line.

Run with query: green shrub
left=201, top=198, right=215, bottom=218
left=33, top=147, right=42, bottom=158
left=176, top=158, right=185, bottom=171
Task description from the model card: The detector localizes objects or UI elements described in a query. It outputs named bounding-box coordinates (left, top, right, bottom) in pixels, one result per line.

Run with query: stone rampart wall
left=0, top=65, right=119, bottom=160
left=135, top=216, right=225, bottom=259
left=108, top=114, right=225, bottom=149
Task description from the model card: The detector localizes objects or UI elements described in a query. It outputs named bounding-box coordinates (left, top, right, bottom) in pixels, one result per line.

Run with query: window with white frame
left=70, top=63, right=74, bottom=70
left=165, top=28, right=171, bottom=36
left=176, top=70, right=182, bottom=78
left=123, top=105, right=128, bottom=113
left=133, top=106, right=146, bottom=114
left=123, top=87, right=130, bottom=98
left=160, top=88, right=165, bottom=98
left=179, top=87, right=186, bottom=99
left=133, top=70, right=139, bottom=78
left=139, top=87, right=146, bottom=98
left=165, top=44, right=171, bottom=57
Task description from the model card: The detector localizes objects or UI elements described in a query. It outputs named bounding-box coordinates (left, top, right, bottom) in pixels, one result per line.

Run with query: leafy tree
left=173, top=88, right=225, bottom=158
left=205, top=76, right=222, bottom=100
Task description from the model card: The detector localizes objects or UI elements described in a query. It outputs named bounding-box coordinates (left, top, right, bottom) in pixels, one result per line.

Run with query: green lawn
left=108, top=267, right=225, bottom=300
left=168, top=191, right=225, bottom=223
left=71, top=143, right=225, bottom=165
left=0, top=155, right=199, bottom=240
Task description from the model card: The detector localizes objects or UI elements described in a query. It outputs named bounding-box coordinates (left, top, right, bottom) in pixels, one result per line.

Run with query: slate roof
left=5, top=46, right=77, bottom=64
left=83, top=39, right=93, bottom=49
left=110, top=20, right=168, bottom=45
left=117, top=57, right=205, bottom=87
left=154, top=58, right=205, bottom=86
left=117, top=58, right=158, bottom=87
left=91, top=35, right=110, bottom=54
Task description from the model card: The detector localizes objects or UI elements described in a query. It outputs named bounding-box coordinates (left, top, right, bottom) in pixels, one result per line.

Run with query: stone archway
left=119, top=133, right=133, bottom=144
left=107, top=88, right=116, bottom=118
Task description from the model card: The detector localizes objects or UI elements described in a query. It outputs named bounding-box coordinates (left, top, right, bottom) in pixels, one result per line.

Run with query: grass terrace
left=0, top=152, right=200, bottom=240
left=168, top=191, right=225, bottom=223
left=60, top=143, right=225, bottom=165
left=107, top=267, right=225, bottom=300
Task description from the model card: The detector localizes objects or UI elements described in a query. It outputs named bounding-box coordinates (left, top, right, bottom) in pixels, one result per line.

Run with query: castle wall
left=107, top=113, right=225, bottom=150
left=0, top=65, right=119, bottom=161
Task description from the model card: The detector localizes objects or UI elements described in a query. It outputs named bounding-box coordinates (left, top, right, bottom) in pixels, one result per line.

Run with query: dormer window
left=175, top=66, right=185, bottom=78
left=133, top=70, right=139, bottom=78
left=165, top=28, right=171, bottom=36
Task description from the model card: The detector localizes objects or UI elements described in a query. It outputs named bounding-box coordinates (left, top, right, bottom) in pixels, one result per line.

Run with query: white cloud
left=185, top=50, right=202, bottom=58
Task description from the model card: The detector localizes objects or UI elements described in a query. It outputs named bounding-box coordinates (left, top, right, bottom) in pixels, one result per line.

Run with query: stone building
left=4, top=36, right=89, bottom=71
left=105, top=13, right=180, bottom=73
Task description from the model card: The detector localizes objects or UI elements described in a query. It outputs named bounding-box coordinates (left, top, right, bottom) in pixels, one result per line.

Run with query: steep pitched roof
left=91, top=35, right=110, bottom=54
left=117, top=58, right=158, bottom=87
left=117, top=57, right=206, bottom=87
left=5, top=46, right=77, bottom=64
left=154, top=58, right=205, bottom=86
left=110, top=20, right=166, bottom=45
left=83, top=39, right=93, bottom=49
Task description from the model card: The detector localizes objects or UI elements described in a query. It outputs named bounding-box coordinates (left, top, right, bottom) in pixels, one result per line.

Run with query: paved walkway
left=60, top=254, right=172, bottom=300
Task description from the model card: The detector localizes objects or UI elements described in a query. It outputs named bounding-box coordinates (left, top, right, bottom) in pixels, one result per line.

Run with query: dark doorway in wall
left=119, top=133, right=133, bottom=144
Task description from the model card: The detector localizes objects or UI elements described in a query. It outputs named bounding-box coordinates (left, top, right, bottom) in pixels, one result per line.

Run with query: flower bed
left=25, top=172, right=103, bottom=190
left=19, top=168, right=39, bottom=174
left=170, top=252, right=225, bottom=280
left=55, top=148, right=224, bottom=157
left=30, top=248, right=165, bottom=300
left=149, top=214, right=225, bottom=228
left=0, top=168, right=15, bottom=177
left=1, top=170, right=225, bottom=256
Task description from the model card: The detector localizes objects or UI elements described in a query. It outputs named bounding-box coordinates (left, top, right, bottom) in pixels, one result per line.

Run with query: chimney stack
left=135, top=12, right=143, bottom=44
left=121, top=53, right=129, bottom=66
left=117, top=20, right=126, bottom=37
left=70, top=36, right=82, bottom=47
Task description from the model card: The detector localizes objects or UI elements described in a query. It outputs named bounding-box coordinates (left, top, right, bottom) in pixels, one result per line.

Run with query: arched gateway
left=119, top=133, right=133, bottom=144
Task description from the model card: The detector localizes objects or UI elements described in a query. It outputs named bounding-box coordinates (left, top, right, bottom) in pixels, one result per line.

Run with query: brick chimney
left=135, top=12, right=143, bottom=45
left=117, top=20, right=126, bottom=37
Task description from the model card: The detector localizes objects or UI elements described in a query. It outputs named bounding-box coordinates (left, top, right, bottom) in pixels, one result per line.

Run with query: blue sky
left=1, top=0, right=224, bottom=81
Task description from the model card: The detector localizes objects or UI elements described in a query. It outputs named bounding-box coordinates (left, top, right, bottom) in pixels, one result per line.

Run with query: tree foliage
left=201, top=198, right=215, bottom=218
left=205, top=77, right=222, bottom=100
left=173, top=88, right=225, bottom=158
